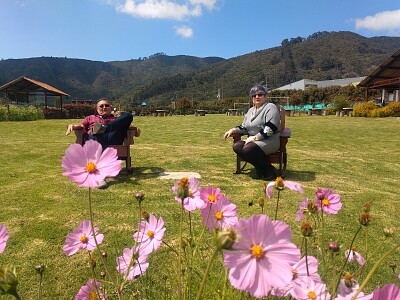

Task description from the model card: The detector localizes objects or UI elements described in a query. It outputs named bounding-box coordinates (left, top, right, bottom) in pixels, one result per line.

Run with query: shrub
left=0, top=106, right=7, bottom=121
left=353, top=101, right=400, bottom=117
left=352, top=102, right=377, bottom=117
left=63, top=104, right=96, bottom=119
left=332, top=95, right=349, bottom=111
left=4, top=105, right=45, bottom=121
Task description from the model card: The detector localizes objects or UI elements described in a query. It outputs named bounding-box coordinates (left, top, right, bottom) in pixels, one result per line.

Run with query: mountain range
left=1, top=31, right=399, bottom=106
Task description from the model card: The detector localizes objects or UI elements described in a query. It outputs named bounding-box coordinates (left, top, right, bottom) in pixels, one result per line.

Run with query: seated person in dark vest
left=65, top=98, right=134, bottom=188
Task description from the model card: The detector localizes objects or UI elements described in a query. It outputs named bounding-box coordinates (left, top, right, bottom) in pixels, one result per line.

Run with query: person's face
left=97, top=100, right=112, bottom=116
left=252, top=92, right=267, bottom=108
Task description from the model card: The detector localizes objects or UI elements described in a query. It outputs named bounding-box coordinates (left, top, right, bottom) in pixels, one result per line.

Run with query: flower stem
left=333, top=224, right=362, bottom=297
left=305, top=237, right=310, bottom=276
left=177, top=200, right=184, bottom=300
left=274, top=190, right=281, bottom=220
left=351, top=243, right=400, bottom=300
left=88, top=188, right=121, bottom=299
left=195, top=248, right=219, bottom=300
left=38, top=274, right=43, bottom=300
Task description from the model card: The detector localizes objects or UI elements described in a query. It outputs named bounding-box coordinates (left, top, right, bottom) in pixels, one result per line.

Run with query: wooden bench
left=74, top=126, right=140, bottom=173
left=232, top=106, right=291, bottom=178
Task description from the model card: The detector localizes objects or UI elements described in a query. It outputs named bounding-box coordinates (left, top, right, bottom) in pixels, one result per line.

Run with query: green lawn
left=0, top=114, right=399, bottom=299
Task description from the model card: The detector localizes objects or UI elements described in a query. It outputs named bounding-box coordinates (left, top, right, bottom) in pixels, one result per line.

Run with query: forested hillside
left=1, top=31, right=399, bottom=106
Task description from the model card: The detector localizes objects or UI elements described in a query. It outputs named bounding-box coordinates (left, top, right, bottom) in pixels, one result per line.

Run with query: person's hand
left=224, top=128, right=236, bottom=139
left=244, top=136, right=256, bottom=144
left=66, top=124, right=75, bottom=135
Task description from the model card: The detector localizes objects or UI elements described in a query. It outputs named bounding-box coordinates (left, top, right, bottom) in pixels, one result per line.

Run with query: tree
left=175, top=97, right=192, bottom=115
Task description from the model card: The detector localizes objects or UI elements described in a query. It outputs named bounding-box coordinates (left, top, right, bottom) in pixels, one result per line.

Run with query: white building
left=275, top=76, right=366, bottom=91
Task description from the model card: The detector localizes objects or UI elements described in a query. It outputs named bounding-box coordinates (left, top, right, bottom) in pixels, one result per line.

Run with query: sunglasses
left=99, top=104, right=110, bottom=108
left=252, top=93, right=265, bottom=97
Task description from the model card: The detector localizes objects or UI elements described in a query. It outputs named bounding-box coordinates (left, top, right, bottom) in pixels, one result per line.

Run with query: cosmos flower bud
left=141, top=210, right=150, bottom=222
left=363, top=202, right=371, bottom=213
left=100, top=271, right=106, bottom=278
left=383, top=227, right=395, bottom=237
left=359, top=213, right=371, bottom=226
left=328, top=241, right=340, bottom=253
left=90, top=259, right=96, bottom=268
left=216, top=228, right=237, bottom=250
left=257, top=197, right=265, bottom=207
left=301, top=220, right=313, bottom=237
left=134, top=191, right=145, bottom=203
left=177, top=178, right=189, bottom=199
left=307, top=201, right=319, bottom=214
left=35, top=264, right=46, bottom=276
left=389, top=261, right=397, bottom=272
left=315, top=188, right=325, bottom=201
left=344, top=272, right=355, bottom=288
left=101, top=251, right=107, bottom=258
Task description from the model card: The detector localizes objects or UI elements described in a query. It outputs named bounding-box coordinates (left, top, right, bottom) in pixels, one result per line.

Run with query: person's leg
left=241, top=142, right=277, bottom=180
left=92, top=113, right=133, bottom=147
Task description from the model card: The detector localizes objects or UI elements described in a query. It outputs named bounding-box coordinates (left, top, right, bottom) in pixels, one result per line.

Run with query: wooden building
left=358, top=48, right=400, bottom=105
left=0, top=76, right=70, bottom=118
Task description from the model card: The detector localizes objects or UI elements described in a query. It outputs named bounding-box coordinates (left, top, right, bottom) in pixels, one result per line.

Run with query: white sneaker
left=97, top=179, right=108, bottom=189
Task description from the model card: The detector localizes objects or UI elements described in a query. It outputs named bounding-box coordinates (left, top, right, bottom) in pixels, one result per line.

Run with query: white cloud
left=188, top=0, right=217, bottom=11
left=175, top=25, right=194, bottom=38
left=116, top=0, right=206, bottom=20
left=355, top=9, right=400, bottom=32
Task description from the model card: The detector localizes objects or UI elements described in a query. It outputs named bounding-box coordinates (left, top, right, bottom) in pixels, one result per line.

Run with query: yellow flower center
left=308, top=291, right=316, bottom=299
left=80, top=235, right=88, bottom=243
left=85, top=162, right=97, bottom=174
left=147, top=230, right=154, bottom=238
left=351, top=245, right=356, bottom=251
left=208, top=194, right=217, bottom=203
left=292, top=269, right=297, bottom=279
left=178, top=177, right=189, bottom=188
left=251, top=245, right=264, bottom=259
left=322, top=199, right=330, bottom=206
left=275, top=177, right=284, bottom=188
left=215, top=211, right=223, bottom=220
left=89, top=290, right=97, bottom=300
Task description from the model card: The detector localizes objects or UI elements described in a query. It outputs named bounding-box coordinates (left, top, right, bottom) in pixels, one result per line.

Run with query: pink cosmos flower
left=172, top=177, right=206, bottom=211
left=292, top=276, right=330, bottom=300
left=223, top=214, right=300, bottom=298
left=335, top=278, right=371, bottom=300
left=199, top=185, right=224, bottom=204
left=314, top=188, right=342, bottom=214
left=133, top=214, right=166, bottom=254
left=63, top=220, right=104, bottom=256
left=75, top=278, right=106, bottom=300
left=371, top=283, right=400, bottom=300
left=273, top=256, right=322, bottom=298
left=62, top=139, right=122, bottom=188
left=344, top=247, right=365, bottom=266
left=296, top=197, right=309, bottom=221
left=116, top=246, right=149, bottom=281
left=266, top=177, right=304, bottom=199
left=201, top=195, right=238, bottom=232
left=0, top=224, right=9, bottom=254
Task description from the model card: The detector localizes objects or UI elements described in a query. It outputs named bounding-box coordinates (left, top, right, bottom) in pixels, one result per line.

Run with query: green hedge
left=0, top=105, right=45, bottom=121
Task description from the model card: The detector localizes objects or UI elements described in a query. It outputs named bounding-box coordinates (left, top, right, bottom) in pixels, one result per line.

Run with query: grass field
left=0, top=114, right=399, bottom=299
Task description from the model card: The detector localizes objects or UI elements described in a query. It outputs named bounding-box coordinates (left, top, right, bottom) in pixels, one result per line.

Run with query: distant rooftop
left=275, top=76, right=366, bottom=91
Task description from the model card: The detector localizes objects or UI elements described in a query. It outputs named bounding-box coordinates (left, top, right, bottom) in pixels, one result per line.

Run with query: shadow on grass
left=285, top=170, right=316, bottom=182
left=232, top=167, right=316, bottom=182
left=108, top=166, right=166, bottom=187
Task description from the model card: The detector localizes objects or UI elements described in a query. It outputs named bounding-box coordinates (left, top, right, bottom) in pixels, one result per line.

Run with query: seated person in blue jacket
left=224, top=84, right=280, bottom=180
left=66, top=98, right=134, bottom=150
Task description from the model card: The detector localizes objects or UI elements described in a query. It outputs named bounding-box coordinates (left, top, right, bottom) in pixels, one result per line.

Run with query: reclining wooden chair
left=74, top=126, right=140, bottom=173
left=232, top=105, right=291, bottom=178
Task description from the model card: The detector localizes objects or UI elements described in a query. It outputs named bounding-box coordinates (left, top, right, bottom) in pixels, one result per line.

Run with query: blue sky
left=1, top=0, right=400, bottom=62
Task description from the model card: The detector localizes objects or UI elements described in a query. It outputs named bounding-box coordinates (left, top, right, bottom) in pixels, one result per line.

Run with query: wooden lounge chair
left=74, top=126, right=140, bottom=173
left=232, top=105, right=291, bottom=178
